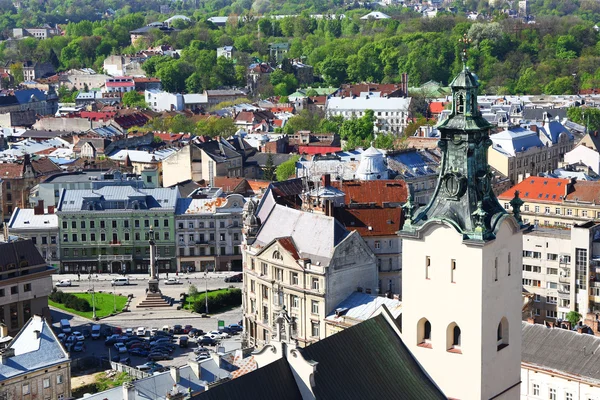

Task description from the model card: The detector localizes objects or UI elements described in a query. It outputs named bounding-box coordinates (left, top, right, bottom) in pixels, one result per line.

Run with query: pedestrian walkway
left=53, top=271, right=239, bottom=283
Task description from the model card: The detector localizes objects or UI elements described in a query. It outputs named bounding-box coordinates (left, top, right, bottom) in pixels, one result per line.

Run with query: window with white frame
left=311, top=300, right=319, bottom=315
left=547, top=310, right=557, bottom=318
left=566, top=393, right=573, bottom=400
left=547, top=268, right=558, bottom=275
left=311, top=277, right=319, bottom=291
left=291, top=272, right=299, bottom=286
left=549, top=387, right=556, bottom=400
left=311, top=322, right=319, bottom=337
left=532, top=383, right=539, bottom=396
left=534, top=294, right=541, bottom=302
left=535, top=206, right=540, bottom=213
left=22, top=384, right=30, bottom=395
left=555, top=207, right=561, bottom=215
left=291, top=295, right=299, bottom=309
left=57, top=374, right=63, bottom=384
left=545, top=207, right=550, bottom=214
left=547, top=296, right=557, bottom=304
left=43, top=378, right=50, bottom=388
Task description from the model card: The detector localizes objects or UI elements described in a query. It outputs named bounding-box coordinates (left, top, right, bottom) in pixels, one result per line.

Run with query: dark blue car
left=129, top=348, right=150, bottom=357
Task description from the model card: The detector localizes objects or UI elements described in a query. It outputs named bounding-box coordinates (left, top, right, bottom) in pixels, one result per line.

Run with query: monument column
left=148, top=227, right=160, bottom=294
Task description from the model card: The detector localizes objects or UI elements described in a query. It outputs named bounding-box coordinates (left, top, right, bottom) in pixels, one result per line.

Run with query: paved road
left=53, top=272, right=242, bottom=299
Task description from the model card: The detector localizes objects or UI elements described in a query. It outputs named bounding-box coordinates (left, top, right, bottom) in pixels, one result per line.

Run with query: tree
left=9, top=63, right=23, bottom=84
left=565, top=311, right=582, bottom=326
left=276, top=155, right=300, bottom=181
left=189, top=284, right=198, bottom=297
left=374, top=133, right=395, bottom=150
left=122, top=91, right=146, bottom=108
left=339, top=109, right=375, bottom=150
left=567, top=106, right=600, bottom=133
left=263, top=153, right=275, bottom=181
left=283, top=109, right=323, bottom=134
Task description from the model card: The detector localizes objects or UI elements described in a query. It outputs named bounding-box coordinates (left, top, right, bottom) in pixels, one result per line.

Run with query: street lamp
left=204, top=267, right=208, bottom=315
left=113, top=285, right=117, bottom=313
left=88, top=287, right=97, bottom=320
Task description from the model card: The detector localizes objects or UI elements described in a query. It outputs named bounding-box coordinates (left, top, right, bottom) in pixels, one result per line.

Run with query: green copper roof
left=402, top=66, right=508, bottom=241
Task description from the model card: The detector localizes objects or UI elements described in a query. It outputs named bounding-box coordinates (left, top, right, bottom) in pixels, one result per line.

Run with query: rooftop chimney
left=0, top=324, right=7, bottom=338
left=0, top=347, right=15, bottom=364
left=321, top=174, right=331, bottom=188
left=123, top=382, right=136, bottom=400
left=33, top=330, right=40, bottom=339
left=170, top=366, right=180, bottom=384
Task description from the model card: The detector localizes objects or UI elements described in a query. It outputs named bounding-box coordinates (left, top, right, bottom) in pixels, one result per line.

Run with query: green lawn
left=49, top=292, right=128, bottom=319
left=183, top=289, right=229, bottom=310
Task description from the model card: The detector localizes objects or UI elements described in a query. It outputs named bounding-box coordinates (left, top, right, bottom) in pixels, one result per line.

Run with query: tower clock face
left=442, top=173, right=466, bottom=199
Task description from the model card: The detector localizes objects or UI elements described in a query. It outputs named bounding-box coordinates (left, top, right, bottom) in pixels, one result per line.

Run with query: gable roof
left=332, top=180, right=408, bottom=205
left=0, top=162, right=25, bottom=179
left=255, top=204, right=349, bottom=266
left=522, top=322, right=600, bottom=383
left=300, top=313, right=445, bottom=399
left=498, top=176, right=569, bottom=203
left=334, top=207, right=404, bottom=237
left=0, top=315, right=69, bottom=380
left=193, top=357, right=302, bottom=400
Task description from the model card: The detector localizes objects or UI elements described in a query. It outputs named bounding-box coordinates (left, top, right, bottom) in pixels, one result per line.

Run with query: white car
left=208, top=330, right=230, bottom=339
left=56, top=279, right=71, bottom=287
left=136, top=327, right=146, bottom=336
left=125, top=328, right=133, bottom=336
left=73, top=331, right=85, bottom=342
left=164, top=278, right=180, bottom=285
left=114, top=343, right=127, bottom=353
left=150, top=328, right=158, bottom=336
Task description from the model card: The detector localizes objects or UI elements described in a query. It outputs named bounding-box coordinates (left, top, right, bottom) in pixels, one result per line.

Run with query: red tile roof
left=332, top=180, right=408, bottom=205
left=154, top=132, right=185, bottom=143
left=79, top=111, right=116, bottom=120
left=32, top=158, right=61, bottom=175
left=247, top=179, right=270, bottom=193
left=212, top=176, right=247, bottom=193
left=133, top=77, right=161, bottom=83
left=0, top=163, right=25, bottom=179
left=334, top=207, right=404, bottom=237
left=277, top=237, right=300, bottom=260
left=235, top=111, right=255, bottom=123
left=298, top=146, right=342, bottom=155
left=566, top=180, right=600, bottom=204
left=428, top=101, right=447, bottom=115
left=106, top=81, right=135, bottom=88
left=498, top=177, right=569, bottom=204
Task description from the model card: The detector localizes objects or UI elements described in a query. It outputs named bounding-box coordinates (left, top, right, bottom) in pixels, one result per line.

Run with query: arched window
left=446, top=323, right=462, bottom=353
left=497, top=317, right=509, bottom=351
left=417, top=318, right=432, bottom=348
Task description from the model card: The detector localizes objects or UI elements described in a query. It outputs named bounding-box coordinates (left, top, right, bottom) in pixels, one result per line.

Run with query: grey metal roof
left=255, top=204, right=349, bottom=265
left=325, top=291, right=402, bottom=322
left=82, top=364, right=216, bottom=400
left=8, top=207, right=58, bottom=230
left=522, top=322, right=600, bottom=382
left=57, top=186, right=179, bottom=212
left=0, top=315, right=69, bottom=380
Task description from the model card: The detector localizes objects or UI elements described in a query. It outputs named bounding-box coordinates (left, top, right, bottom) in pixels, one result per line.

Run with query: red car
left=113, top=327, right=123, bottom=335
left=183, top=325, right=193, bottom=334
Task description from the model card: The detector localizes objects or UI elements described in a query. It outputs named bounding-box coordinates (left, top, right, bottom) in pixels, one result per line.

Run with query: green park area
left=183, top=287, right=242, bottom=314
left=49, top=290, right=128, bottom=319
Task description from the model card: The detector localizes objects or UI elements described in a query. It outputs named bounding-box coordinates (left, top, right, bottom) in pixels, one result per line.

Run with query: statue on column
left=148, top=227, right=160, bottom=294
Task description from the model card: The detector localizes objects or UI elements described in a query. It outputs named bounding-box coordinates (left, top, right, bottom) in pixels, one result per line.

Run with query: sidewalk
left=53, top=271, right=239, bottom=282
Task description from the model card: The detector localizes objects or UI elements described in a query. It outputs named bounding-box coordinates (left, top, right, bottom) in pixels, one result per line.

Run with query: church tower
left=399, top=58, right=524, bottom=399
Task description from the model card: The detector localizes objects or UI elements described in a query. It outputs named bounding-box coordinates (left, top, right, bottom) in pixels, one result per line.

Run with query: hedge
left=192, top=288, right=241, bottom=314
left=49, top=288, right=91, bottom=312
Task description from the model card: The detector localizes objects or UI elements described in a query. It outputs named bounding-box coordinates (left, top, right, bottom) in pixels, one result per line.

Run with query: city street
left=50, top=271, right=244, bottom=370
left=52, top=271, right=243, bottom=300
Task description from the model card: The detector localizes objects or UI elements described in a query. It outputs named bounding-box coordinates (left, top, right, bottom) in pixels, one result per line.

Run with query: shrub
left=50, top=290, right=91, bottom=312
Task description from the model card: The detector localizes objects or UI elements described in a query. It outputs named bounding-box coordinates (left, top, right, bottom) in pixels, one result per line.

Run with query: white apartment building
left=241, top=198, right=377, bottom=348
left=8, top=207, right=59, bottom=266
left=175, top=195, right=244, bottom=272
left=521, top=221, right=600, bottom=323
left=326, top=96, right=411, bottom=134
left=145, top=89, right=184, bottom=112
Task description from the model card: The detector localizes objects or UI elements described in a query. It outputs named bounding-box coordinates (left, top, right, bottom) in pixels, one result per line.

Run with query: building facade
left=399, top=64, right=523, bottom=399
left=175, top=195, right=244, bottom=273
left=521, top=221, right=600, bottom=323
left=0, top=240, right=53, bottom=334
left=0, top=315, right=71, bottom=400
left=241, top=199, right=377, bottom=348
left=8, top=206, right=59, bottom=267
left=56, top=186, right=179, bottom=274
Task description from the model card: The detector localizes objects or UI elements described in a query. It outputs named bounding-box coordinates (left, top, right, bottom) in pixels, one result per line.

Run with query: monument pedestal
left=138, top=278, right=173, bottom=308
left=148, top=278, right=161, bottom=294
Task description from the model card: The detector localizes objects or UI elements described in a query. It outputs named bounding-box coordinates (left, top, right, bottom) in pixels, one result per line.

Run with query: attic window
left=538, top=194, right=542, bottom=198
left=525, top=192, right=529, bottom=197
left=545, top=194, right=549, bottom=198
left=557, top=182, right=562, bottom=186
left=23, top=221, right=30, bottom=224
left=552, top=195, right=556, bottom=199
left=530, top=180, right=534, bottom=184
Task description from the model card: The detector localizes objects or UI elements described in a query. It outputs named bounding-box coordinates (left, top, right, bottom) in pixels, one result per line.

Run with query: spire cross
left=458, top=33, right=472, bottom=69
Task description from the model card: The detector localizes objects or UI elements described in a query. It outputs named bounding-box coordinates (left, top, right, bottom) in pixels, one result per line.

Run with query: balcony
left=559, top=275, right=570, bottom=283
left=109, top=240, right=121, bottom=246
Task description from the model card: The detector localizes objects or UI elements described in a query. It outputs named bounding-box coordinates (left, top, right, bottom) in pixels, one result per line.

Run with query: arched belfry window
left=497, top=317, right=509, bottom=351
left=417, top=318, right=432, bottom=348
left=447, top=323, right=462, bottom=354
left=456, top=92, right=465, bottom=114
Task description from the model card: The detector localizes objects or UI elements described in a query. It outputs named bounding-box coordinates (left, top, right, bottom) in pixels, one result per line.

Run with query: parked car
left=125, top=328, right=134, bottom=336
left=73, top=331, right=85, bottom=342
left=161, top=325, right=171, bottom=333
left=137, top=361, right=162, bottom=372
left=197, top=336, right=217, bottom=346
left=150, top=338, right=171, bottom=346
left=56, top=279, right=72, bottom=287
left=224, top=273, right=243, bottom=283
left=195, top=353, right=210, bottom=361
left=188, top=328, right=204, bottom=338
left=58, top=333, right=66, bottom=342
left=179, top=336, right=189, bottom=348
left=91, top=325, right=101, bottom=339
left=228, top=324, right=243, bottom=333
left=101, top=327, right=112, bottom=338
left=73, top=342, right=86, bottom=352
left=164, top=278, right=181, bottom=285
left=129, top=348, right=149, bottom=357
left=65, top=335, right=77, bottom=345
left=194, top=347, right=209, bottom=355
left=111, top=277, right=129, bottom=286
left=221, top=327, right=237, bottom=335
left=82, top=328, right=91, bottom=338
left=152, top=343, right=175, bottom=353
left=105, top=335, right=126, bottom=346
left=209, top=330, right=230, bottom=339
left=136, top=327, right=146, bottom=336
left=183, top=325, right=193, bottom=334
left=113, top=327, right=123, bottom=335
left=147, top=352, right=172, bottom=361
left=173, top=325, right=183, bottom=334
left=150, top=328, right=158, bottom=336
left=118, top=357, right=131, bottom=366
left=115, top=343, right=128, bottom=353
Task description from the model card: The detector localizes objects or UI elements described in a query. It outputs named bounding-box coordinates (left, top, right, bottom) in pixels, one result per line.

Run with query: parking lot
left=50, top=308, right=243, bottom=371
